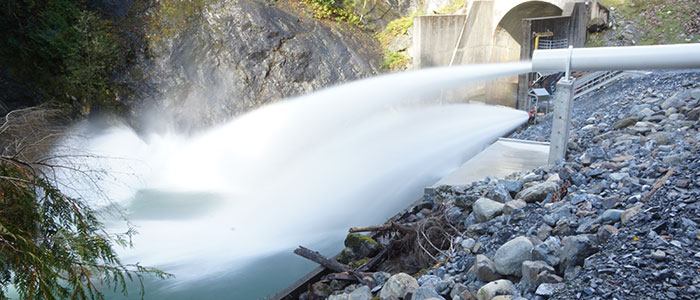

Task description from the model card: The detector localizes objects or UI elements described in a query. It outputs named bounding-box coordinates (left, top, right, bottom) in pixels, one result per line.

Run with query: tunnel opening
left=487, top=1, right=564, bottom=106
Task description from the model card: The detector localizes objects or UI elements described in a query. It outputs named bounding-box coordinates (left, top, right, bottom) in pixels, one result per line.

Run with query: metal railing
left=573, top=70, right=624, bottom=99
left=538, top=39, right=569, bottom=50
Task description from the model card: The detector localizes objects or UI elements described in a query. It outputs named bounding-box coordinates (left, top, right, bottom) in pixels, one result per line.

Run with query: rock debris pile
left=294, top=71, right=700, bottom=300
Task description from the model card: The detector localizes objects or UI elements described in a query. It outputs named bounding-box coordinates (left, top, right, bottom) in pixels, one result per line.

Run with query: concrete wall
left=412, top=0, right=591, bottom=107
left=516, top=2, right=588, bottom=109
left=589, top=0, right=610, bottom=25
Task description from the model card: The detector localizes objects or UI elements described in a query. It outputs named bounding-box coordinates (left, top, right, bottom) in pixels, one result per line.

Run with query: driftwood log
left=293, top=246, right=377, bottom=287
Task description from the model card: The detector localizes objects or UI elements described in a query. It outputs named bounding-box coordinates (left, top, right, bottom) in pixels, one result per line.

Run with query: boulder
left=476, top=280, right=514, bottom=300
left=648, top=132, right=674, bottom=145
left=345, top=233, right=381, bottom=258
left=559, top=235, right=598, bottom=274
left=329, top=286, right=372, bottom=300
left=494, top=236, right=534, bottom=276
left=411, top=286, right=445, bottom=300
left=450, top=283, right=473, bottom=300
left=380, top=273, right=419, bottom=299
left=499, top=180, right=523, bottom=194
left=661, top=93, right=685, bottom=110
left=473, top=198, right=505, bottom=223
left=474, top=255, right=500, bottom=282
left=520, top=261, right=555, bottom=292
left=515, top=182, right=558, bottom=203
left=601, top=209, right=623, bottom=223
left=503, top=200, right=526, bottom=214
left=613, top=117, right=638, bottom=129
left=486, top=184, right=512, bottom=203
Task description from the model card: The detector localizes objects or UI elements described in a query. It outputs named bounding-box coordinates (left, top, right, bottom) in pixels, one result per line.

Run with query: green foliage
left=597, top=0, right=700, bottom=45
left=377, top=16, right=414, bottom=72
left=0, top=155, right=171, bottom=299
left=301, top=0, right=361, bottom=25
left=0, top=0, right=127, bottom=115
left=384, top=17, right=414, bottom=37
left=381, top=51, right=411, bottom=71
left=435, top=0, right=466, bottom=15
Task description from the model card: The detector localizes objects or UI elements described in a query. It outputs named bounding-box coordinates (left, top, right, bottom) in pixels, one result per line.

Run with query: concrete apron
left=426, top=138, right=550, bottom=194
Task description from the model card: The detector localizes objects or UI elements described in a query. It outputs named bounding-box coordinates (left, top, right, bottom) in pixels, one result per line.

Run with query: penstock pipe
left=532, top=43, right=700, bottom=73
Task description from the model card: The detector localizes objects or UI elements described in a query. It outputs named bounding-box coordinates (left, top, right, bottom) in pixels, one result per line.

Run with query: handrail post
left=548, top=77, right=575, bottom=165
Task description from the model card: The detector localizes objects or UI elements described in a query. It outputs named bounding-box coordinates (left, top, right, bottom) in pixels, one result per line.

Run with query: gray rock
left=461, top=238, right=476, bottom=251
left=475, top=255, right=500, bottom=282
left=609, top=172, right=629, bottom=181
left=473, top=198, right=505, bottom=223
left=450, top=283, right=471, bottom=300
left=661, top=93, right=684, bottom=109
left=487, top=184, right=513, bottom=203
left=521, top=173, right=542, bottom=183
left=418, top=275, right=441, bottom=287
left=651, top=250, right=666, bottom=261
left=621, top=204, right=642, bottom=224
left=494, top=236, right=534, bottom=276
left=373, top=271, right=391, bottom=286
left=329, top=285, right=372, bottom=300
left=521, top=260, right=555, bottom=292
left=638, top=107, right=656, bottom=118
left=601, top=209, right=623, bottom=223
left=648, top=132, right=674, bottom=145
left=380, top=273, right=419, bottom=299
left=663, top=153, right=686, bottom=165
left=411, top=286, right=445, bottom=300
left=503, top=199, right=527, bottom=214
left=499, top=180, right=524, bottom=194
left=613, top=117, right=638, bottom=129
left=559, top=235, right=598, bottom=274
left=535, top=283, right=561, bottom=296
left=516, top=182, right=558, bottom=203
left=476, top=280, right=514, bottom=300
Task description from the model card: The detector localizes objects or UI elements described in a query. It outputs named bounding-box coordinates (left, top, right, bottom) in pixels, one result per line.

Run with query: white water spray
left=62, top=62, right=530, bottom=299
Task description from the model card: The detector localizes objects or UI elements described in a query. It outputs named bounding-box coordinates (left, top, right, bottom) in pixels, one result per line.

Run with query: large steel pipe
left=532, top=43, right=700, bottom=73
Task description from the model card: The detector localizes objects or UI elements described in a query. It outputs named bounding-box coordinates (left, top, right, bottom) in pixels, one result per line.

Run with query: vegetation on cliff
left=588, top=0, right=700, bottom=47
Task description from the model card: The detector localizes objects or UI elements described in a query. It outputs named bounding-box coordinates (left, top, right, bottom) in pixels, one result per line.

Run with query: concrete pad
left=426, top=138, right=549, bottom=193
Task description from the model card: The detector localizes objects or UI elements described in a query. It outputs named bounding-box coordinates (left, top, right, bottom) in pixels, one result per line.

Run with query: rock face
left=380, top=273, right=419, bottom=299
left=138, top=0, right=381, bottom=130
left=494, top=236, right=534, bottom=276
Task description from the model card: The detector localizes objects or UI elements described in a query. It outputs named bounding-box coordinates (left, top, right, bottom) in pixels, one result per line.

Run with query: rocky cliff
left=131, top=0, right=383, bottom=131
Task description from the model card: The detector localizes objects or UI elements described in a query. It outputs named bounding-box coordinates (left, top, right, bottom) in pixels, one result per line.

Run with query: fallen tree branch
left=357, top=247, right=388, bottom=272
left=349, top=223, right=414, bottom=234
left=641, top=167, right=675, bottom=202
left=293, top=246, right=349, bottom=273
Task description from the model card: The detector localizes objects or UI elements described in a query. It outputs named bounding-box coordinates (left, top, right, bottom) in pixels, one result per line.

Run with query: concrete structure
left=427, top=138, right=550, bottom=193
left=547, top=79, right=574, bottom=164
left=413, top=0, right=594, bottom=108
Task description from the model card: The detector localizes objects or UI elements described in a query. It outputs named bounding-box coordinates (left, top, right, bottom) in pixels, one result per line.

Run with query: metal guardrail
left=538, top=39, right=569, bottom=50
left=573, top=70, right=624, bottom=99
